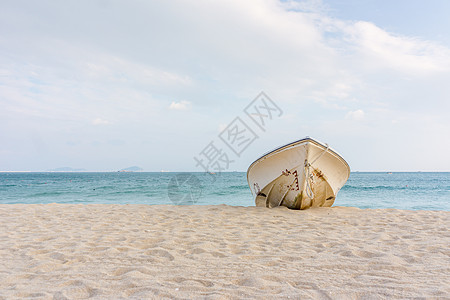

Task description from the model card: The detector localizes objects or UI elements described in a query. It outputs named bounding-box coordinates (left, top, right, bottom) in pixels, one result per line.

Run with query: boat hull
left=247, top=138, right=350, bottom=209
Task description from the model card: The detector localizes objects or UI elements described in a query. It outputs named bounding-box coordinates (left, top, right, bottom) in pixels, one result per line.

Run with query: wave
left=30, top=191, right=67, bottom=197
left=227, top=185, right=248, bottom=190
left=342, top=185, right=415, bottom=191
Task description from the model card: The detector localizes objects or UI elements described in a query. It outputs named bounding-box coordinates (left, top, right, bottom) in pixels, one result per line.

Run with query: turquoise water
left=0, top=172, right=449, bottom=211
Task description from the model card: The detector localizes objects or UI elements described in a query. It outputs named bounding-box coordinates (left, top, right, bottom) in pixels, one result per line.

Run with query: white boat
left=247, top=137, right=350, bottom=210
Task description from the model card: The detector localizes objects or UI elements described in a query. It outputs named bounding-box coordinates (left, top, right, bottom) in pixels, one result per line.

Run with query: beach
left=0, top=204, right=448, bottom=299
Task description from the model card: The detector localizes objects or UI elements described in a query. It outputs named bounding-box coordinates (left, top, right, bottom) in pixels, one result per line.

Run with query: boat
left=247, top=137, right=350, bottom=210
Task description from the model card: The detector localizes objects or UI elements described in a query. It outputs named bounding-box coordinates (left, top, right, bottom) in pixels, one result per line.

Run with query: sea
left=0, top=172, right=449, bottom=211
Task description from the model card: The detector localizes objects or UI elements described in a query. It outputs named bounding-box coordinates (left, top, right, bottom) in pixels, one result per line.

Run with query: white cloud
left=92, top=118, right=111, bottom=125
left=345, top=109, right=365, bottom=121
left=169, top=100, right=191, bottom=110
left=218, top=123, right=227, bottom=132
left=339, top=21, right=450, bottom=74
left=1, top=0, right=450, bottom=171
left=84, top=56, right=192, bottom=88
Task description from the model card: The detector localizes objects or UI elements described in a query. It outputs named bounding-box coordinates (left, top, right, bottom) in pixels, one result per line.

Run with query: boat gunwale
left=246, top=137, right=350, bottom=185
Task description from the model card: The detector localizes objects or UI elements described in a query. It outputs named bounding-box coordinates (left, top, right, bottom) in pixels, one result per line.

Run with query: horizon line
left=1, top=170, right=449, bottom=173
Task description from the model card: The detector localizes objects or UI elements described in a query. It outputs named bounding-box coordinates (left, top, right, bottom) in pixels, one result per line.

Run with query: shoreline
left=1, top=203, right=448, bottom=213
left=1, top=204, right=449, bottom=298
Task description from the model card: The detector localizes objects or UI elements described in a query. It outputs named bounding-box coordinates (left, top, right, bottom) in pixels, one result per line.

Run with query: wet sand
left=0, top=204, right=449, bottom=299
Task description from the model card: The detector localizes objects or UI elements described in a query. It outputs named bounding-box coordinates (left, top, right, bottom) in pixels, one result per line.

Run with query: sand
left=0, top=204, right=448, bottom=299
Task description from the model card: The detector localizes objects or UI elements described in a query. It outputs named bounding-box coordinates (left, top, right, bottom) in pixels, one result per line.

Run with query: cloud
left=92, top=118, right=111, bottom=125
left=1, top=0, right=450, bottom=171
left=169, top=100, right=191, bottom=110
left=345, top=109, right=365, bottom=121
left=218, top=123, right=228, bottom=132
left=338, top=21, right=450, bottom=74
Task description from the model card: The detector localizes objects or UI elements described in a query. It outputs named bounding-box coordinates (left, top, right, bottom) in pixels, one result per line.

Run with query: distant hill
left=47, top=167, right=86, bottom=172
left=119, top=166, right=143, bottom=172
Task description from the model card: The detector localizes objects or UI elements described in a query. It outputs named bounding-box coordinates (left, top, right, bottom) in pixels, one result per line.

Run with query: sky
left=1, top=0, right=450, bottom=172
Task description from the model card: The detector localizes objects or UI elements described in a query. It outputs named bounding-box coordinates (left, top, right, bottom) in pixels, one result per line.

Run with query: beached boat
left=247, top=137, right=350, bottom=209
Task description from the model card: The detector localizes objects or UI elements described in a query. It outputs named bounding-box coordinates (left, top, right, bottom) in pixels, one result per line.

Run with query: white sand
left=0, top=204, right=449, bottom=299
